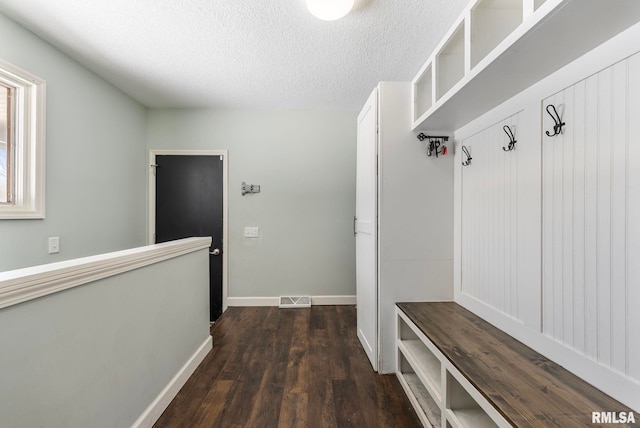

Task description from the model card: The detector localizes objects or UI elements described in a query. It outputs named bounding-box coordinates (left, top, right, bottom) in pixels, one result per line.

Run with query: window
left=0, top=59, right=46, bottom=219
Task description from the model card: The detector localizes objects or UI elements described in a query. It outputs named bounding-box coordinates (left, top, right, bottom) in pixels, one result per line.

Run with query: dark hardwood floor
left=154, top=306, right=420, bottom=428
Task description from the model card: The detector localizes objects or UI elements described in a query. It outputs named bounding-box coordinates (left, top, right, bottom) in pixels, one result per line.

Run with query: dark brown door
left=155, top=155, right=223, bottom=321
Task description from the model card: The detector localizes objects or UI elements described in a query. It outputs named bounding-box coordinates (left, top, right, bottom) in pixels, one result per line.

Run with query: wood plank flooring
left=154, top=306, right=420, bottom=428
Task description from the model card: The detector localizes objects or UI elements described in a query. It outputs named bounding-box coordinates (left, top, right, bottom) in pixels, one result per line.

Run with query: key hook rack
left=417, top=133, right=449, bottom=158
left=461, top=146, right=472, bottom=166
left=545, top=104, right=565, bottom=137
left=502, top=125, right=517, bottom=151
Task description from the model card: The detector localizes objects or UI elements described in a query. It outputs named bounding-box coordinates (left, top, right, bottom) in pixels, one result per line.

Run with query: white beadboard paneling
left=571, top=80, right=586, bottom=353
left=454, top=24, right=640, bottom=410
left=561, top=85, right=574, bottom=347
left=545, top=91, right=565, bottom=341
left=595, top=66, right=612, bottom=367
left=460, top=112, right=523, bottom=321
left=541, top=53, right=640, bottom=379
left=541, top=94, right=555, bottom=337
left=628, top=52, right=640, bottom=381
left=583, top=74, right=599, bottom=361
left=610, top=60, right=628, bottom=374
left=516, top=103, right=542, bottom=330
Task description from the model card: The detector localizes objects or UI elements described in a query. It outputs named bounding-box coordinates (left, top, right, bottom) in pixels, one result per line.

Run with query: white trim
left=0, top=237, right=211, bottom=310
left=148, top=149, right=229, bottom=312
left=311, top=295, right=356, bottom=305
left=0, top=58, right=46, bottom=219
left=227, top=295, right=356, bottom=307
left=227, top=297, right=279, bottom=307
left=131, top=336, right=213, bottom=428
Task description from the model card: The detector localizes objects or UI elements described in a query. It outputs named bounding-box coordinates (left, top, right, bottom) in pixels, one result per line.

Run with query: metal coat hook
left=417, top=133, right=449, bottom=158
left=241, top=181, right=261, bottom=196
left=502, top=125, right=517, bottom=151
left=462, top=146, right=472, bottom=166
left=545, top=104, right=565, bottom=137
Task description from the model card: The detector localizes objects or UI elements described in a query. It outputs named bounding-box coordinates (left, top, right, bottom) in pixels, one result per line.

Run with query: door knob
left=210, top=248, right=221, bottom=256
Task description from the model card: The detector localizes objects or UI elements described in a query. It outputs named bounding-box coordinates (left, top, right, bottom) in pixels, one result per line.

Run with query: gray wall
left=0, top=248, right=211, bottom=428
left=147, top=108, right=357, bottom=298
left=0, top=12, right=147, bottom=271
left=0, top=10, right=359, bottom=300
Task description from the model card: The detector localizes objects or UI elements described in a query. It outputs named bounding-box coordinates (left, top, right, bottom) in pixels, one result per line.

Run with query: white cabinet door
left=356, top=88, right=378, bottom=371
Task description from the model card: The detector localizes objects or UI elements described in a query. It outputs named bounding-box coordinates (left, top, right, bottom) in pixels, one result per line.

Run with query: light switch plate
left=48, top=237, right=60, bottom=254
left=244, top=227, right=260, bottom=238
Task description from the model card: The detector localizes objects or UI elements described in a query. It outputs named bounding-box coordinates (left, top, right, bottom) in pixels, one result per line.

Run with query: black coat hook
left=462, top=146, right=472, bottom=166
left=545, top=104, right=565, bottom=137
left=502, top=125, right=517, bottom=151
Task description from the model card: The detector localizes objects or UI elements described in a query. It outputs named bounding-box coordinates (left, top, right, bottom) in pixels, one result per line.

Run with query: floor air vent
left=279, top=296, right=311, bottom=308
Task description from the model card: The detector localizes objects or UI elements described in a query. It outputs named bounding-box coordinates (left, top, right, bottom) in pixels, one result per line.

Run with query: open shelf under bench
left=396, top=302, right=635, bottom=427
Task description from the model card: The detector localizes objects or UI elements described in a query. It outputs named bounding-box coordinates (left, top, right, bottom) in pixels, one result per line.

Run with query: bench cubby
left=396, top=302, right=635, bottom=427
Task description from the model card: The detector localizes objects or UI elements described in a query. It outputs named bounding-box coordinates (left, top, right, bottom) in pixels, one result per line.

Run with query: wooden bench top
left=397, top=302, right=636, bottom=427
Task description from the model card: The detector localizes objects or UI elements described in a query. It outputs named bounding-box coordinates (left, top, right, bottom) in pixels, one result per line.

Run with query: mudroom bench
left=395, top=302, right=635, bottom=427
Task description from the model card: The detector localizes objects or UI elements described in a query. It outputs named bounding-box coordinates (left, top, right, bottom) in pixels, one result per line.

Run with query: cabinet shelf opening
left=414, top=63, right=433, bottom=121
left=446, top=372, right=497, bottom=428
left=399, top=352, right=442, bottom=426
left=534, top=0, right=547, bottom=11
left=436, top=22, right=466, bottom=100
left=470, top=0, right=523, bottom=68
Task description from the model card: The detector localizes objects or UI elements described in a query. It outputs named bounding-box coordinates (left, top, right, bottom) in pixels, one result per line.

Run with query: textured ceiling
left=0, top=0, right=469, bottom=110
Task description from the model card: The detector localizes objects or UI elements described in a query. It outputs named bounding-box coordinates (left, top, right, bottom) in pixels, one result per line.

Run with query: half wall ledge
left=0, top=237, right=212, bottom=310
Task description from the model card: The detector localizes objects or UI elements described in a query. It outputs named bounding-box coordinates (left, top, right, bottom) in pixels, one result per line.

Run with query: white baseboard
left=227, top=295, right=356, bottom=307
left=132, top=336, right=213, bottom=428
left=227, top=297, right=280, bottom=306
left=311, top=295, right=356, bottom=305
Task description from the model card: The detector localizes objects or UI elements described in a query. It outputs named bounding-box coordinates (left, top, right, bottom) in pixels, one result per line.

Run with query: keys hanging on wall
left=417, top=134, right=449, bottom=158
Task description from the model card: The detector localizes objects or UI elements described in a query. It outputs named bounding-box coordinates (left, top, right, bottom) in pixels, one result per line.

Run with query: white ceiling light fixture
left=306, top=0, right=355, bottom=21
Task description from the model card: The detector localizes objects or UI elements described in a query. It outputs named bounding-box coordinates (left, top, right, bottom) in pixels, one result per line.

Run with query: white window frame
left=0, top=58, right=46, bottom=219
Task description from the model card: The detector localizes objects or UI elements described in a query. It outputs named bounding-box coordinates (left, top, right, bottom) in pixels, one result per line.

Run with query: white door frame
left=148, top=149, right=229, bottom=312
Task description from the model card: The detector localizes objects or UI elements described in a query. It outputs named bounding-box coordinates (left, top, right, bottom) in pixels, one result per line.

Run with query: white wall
left=453, top=24, right=640, bottom=411
left=146, top=108, right=357, bottom=300
left=0, top=12, right=148, bottom=271
left=376, top=82, right=454, bottom=374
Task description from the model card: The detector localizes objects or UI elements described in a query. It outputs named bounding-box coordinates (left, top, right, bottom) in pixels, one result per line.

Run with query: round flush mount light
left=306, top=0, right=355, bottom=21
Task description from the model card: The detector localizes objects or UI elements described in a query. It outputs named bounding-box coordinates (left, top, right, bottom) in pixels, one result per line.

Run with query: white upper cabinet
left=436, top=21, right=466, bottom=101
left=470, top=0, right=523, bottom=69
left=412, top=0, right=640, bottom=132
